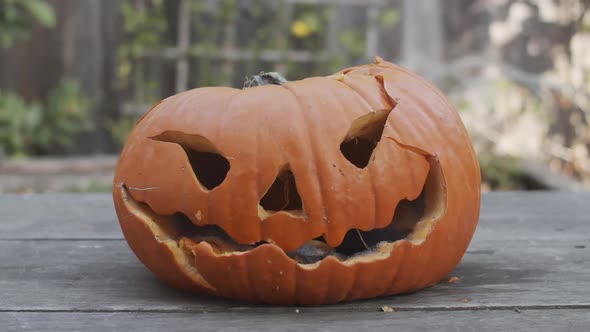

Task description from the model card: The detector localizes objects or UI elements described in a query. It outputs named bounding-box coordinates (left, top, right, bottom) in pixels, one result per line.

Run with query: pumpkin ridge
left=210, top=89, right=248, bottom=241
left=331, top=74, right=395, bottom=113
left=244, top=250, right=262, bottom=303
left=282, top=83, right=327, bottom=233
left=341, top=254, right=359, bottom=301
left=381, top=63, right=455, bottom=109
left=383, top=242, right=407, bottom=294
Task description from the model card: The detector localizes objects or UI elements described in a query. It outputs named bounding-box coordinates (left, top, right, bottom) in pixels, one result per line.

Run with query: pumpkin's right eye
left=339, top=108, right=392, bottom=168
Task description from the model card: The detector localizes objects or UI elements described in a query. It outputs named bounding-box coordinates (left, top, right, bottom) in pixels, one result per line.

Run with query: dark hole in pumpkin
left=185, top=150, right=230, bottom=190
left=332, top=189, right=426, bottom=256
left=260, top=167, right=303, bottom=212
left=151, top=131, right=230, bottom=190
left=340, top=138, right=378, bottom=169
left=340, top=108, right=391, bottom=168
left=168, top=212, right=262, bottom=252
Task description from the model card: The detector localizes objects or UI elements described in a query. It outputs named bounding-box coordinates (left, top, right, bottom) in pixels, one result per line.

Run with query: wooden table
left=1, top=192, right=588, bottom=331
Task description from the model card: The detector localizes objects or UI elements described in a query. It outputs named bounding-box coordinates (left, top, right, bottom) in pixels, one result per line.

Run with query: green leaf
left=299, top=12, right=321, bottom=32
left=378, top=9, right=400, bottom=27
left=20, top=0, right=57, bottom=28
left=339, top=29, right=365, bottom=57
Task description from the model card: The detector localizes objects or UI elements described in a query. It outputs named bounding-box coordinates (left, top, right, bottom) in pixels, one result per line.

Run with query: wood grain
left=1, top=229, right=588, bottom=311
left=0, top=192, right=588, bottom=330
left=2, top=310, right=590, bottom=332
left=0, top=193, right=119, bottom=239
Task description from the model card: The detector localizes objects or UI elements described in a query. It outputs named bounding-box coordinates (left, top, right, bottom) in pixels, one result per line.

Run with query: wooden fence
left=121, top=0, right=401, bottom=116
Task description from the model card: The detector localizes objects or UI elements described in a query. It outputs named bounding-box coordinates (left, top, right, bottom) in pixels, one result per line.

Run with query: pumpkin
left=113, top=57, right=481, bottom=305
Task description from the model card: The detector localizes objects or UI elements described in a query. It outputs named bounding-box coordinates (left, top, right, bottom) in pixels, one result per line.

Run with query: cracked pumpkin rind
left=113, top=58, right=481, bottom=305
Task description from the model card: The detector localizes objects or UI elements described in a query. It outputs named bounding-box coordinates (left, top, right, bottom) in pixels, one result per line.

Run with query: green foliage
left=118, top=0, right=167, bottom=85
left=115, top=1, right=398, bottom=142
left=289, top=4, right=332, bottom=49
left=293, top=11, right=322, bottom=36
left=106, top=116, right=137, bottom=150
left=18, top=0, right=54, bottom=25
left=121, top=0, right=166, bottom=45
left=0, top=91, right=42, bottom=157
left=68, top=182, right=113, bottom=193
left=0, top=79, right=92, bottom=157
left=0, top=0, right=56, bottom=48
left=339, top=29, right=366, bottom=57
left=378, top=8, right=400, bottom=27
left=579, top=10, right=590, bottom=32
left=38, top=79, right=94, bottom=152
left=479, top=153, right=546, bottom=190
left=219, top=0, right=238, bottom=21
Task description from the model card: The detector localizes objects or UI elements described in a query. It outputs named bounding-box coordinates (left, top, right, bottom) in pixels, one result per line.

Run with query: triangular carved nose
left=259, top=165, right=303, bottom=213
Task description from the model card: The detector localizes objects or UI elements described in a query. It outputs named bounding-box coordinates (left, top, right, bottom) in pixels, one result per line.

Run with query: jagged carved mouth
left=119, top=146, right=446, bottom=266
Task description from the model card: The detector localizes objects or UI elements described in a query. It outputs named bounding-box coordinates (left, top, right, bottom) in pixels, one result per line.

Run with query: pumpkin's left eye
left=185, top=148, right=230, bottom=190
left=151, top=131, right=230, bottom=190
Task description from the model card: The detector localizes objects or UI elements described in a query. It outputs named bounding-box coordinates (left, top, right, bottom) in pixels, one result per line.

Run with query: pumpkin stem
left=244, top=72, right=288, bottom=88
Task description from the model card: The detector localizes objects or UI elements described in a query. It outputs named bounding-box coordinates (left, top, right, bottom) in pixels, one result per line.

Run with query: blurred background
left=0, top=0, right=589, bottom=193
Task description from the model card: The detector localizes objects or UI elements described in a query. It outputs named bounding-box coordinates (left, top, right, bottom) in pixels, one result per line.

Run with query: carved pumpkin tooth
left=113, top=58, right=481, bottom=305
left=322, top=228, right=349, bottom=249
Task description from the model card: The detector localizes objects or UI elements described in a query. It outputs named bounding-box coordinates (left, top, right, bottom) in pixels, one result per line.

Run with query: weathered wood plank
left=0, top=174, right=114, bottom=194
left=0, top=194, right=119, bottom=239
left=0, top=156, right=117, bottom=175
left=2, top=310, right=589, bottom=332
left=0, top=192, right=588, bottom=314
left=1, top=237, right=588, bottom=311
left=1, top=192, right=589, bottom=240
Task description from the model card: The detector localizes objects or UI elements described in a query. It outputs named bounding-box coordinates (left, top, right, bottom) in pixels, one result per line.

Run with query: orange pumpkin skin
left=113, top=57, right=481, bottom=305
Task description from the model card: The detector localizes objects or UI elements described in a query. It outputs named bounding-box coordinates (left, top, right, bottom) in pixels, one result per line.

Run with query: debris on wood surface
left=447, top=276, right=460, bottom=283
left=380, top=305, right=395, bottom=312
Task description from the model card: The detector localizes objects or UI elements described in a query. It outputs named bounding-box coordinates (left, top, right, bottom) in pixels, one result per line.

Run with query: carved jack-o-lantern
left=113, top=57, right=481, bottom=305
